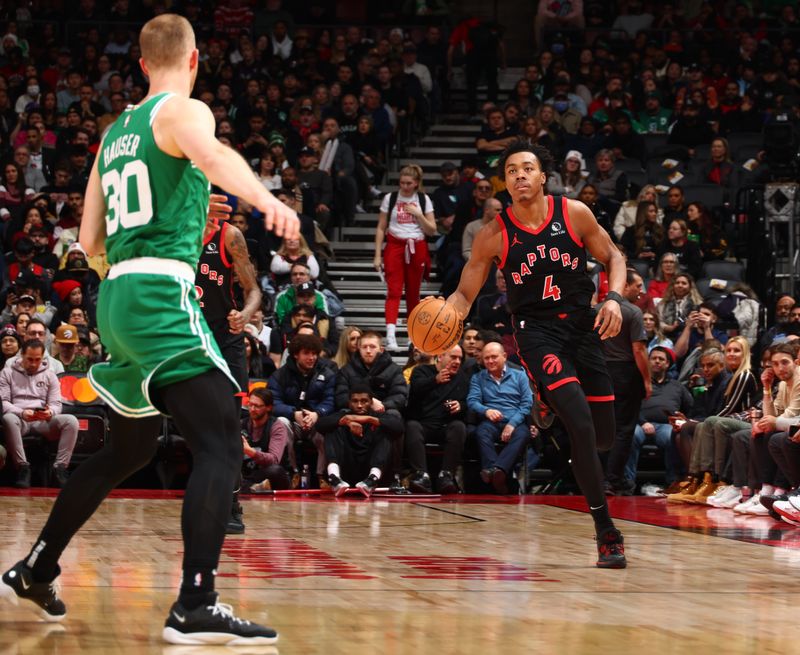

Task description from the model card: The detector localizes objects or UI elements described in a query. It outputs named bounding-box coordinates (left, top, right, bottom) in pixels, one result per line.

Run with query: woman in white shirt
left=256, top=152, right=282, bottom=191
left=373, top=164, right=437, bottom=350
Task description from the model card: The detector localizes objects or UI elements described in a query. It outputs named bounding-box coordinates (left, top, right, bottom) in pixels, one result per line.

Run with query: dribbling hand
left=594, top=299, right=622, bottom=340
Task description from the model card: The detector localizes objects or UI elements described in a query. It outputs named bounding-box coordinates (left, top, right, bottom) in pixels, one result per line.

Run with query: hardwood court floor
left=2, top=490, right=800, bottom=655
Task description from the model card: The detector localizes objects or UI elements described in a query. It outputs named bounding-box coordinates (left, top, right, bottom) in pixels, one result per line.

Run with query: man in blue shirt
left=467, top=341, right=532, bottom=494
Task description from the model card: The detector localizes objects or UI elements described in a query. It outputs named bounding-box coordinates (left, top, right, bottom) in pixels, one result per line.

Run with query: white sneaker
left=789, top=495, right=800, bottom=512
left=733, top=494, right=760, bottom=513
left=385, top=334, right=399, bottom=350
left=705, top=484, right=731, bottom=505
left=355, top=203, right=366, bottom=213
left=741, top=494, right=770, bottom=515
left=707, top=485, right=742, bottom=508
left=369, top=185, right=382, bottom=198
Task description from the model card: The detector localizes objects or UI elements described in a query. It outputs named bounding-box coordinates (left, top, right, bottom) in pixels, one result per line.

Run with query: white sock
left=761, top=484, right=774, bottom=496
left=369, top=467, right=381, bottom=479
left=775, top=487, right=787, bottom=496
left=386, top=323, right=396, bottom=340
left=327, top=463, right=340, bottom=477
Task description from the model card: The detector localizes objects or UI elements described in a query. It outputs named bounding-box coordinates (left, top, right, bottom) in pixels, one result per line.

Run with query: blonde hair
left=333, top=326, right=362, bottom=369
left=140, top=14, right=195, bottom=70
left=725, top=336, right=752, bottom=396
left=399, top=164, right=424, bottom=193
left=277, top=233, right=312, bottom=259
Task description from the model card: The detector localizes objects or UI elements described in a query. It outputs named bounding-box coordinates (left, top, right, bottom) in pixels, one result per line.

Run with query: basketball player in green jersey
left=1, top=15, right=296, bottom=646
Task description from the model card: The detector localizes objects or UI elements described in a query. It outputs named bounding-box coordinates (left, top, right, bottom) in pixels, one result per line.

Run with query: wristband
left=605, top=291, right=624, bottom=305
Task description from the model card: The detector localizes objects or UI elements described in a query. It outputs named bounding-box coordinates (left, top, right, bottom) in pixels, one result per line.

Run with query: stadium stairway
left=326, top=77, right=517, bottom=360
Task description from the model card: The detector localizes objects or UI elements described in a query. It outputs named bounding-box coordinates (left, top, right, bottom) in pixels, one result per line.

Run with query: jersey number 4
left=542, top=274, right=562, bottom=301
left=100, top=160, right=154, bottom=235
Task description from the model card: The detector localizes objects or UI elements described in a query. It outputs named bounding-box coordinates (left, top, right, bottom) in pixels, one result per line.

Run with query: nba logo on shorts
left=542, top=354, right=562, bottom=375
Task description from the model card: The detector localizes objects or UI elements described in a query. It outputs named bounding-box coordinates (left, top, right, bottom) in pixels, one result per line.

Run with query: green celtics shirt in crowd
left=97, top=92, right=210, bottom=266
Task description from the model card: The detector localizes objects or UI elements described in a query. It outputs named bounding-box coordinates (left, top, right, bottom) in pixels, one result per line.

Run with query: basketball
left=407, top=296, right=463, bottom=356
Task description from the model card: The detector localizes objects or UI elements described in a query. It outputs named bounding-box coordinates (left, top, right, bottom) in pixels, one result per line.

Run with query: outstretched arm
left=446, top=220, right=502, bottom=319
left=157, top=96, right=299, bottom=239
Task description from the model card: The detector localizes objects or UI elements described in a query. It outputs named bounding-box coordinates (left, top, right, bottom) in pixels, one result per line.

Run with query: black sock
left=589, top=503, right=615, bottom=536
left=179, top=568, right=217, bottom=609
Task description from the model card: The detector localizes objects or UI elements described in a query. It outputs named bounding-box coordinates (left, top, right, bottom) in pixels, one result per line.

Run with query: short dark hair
left=497, top=141, right=555, bottom=181
left=289, top=333, right=323, bottom=356
left=771, top=342, right=799, bottom=358
left=699, top=301, right=718, bottom=316
left=249, top=387, right=273, bottom=405
left=626, top=268, right=643, bottom=285
left=349, top=382, right=373, bottom=398
left=21, top=338, right=45, bottom=354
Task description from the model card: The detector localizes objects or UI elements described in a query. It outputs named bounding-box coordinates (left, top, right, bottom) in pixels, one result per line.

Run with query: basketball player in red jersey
left=447, top=141, right=628, bottom=568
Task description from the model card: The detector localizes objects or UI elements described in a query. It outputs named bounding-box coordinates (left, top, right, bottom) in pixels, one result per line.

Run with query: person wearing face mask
left=14, top=76, right=41, bottom=115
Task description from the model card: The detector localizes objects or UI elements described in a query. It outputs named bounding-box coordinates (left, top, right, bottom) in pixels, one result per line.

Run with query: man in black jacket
left=404, top=344, right=468, bottom=494
left=268, top=334, right=337, bottom=486
left=335, top=331, right=407, bottom=477
left=317, top=383, right=404, bottom=497
left=335, top=331, right=407, bottom=413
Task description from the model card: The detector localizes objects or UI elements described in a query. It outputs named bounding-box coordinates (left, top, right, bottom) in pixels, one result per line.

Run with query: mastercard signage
left=59, top=373, right=103, bottom=405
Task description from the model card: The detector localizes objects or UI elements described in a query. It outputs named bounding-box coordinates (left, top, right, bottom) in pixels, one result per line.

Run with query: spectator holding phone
left=0, top=339, right=79, bottom=488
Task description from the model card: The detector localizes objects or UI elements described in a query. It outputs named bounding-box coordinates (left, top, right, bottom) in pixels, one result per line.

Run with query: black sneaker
left=328, top=473, right=350, bottom=497
left=53, top=465, right=69, bottom=488
left=1, top=560, right=66, bottom=622
left=438, top=470, right=458, bottom=495
left=163, top=594, right=278, bottom=645
left=15, top=464, right=31, bottom=489
left=408, top=471, right=432, bottom=494
left=596, top=528, right=627, bottom=569
left=225, top=502, right=245, bottom=535
left=356, top=473, right=380, bottom=498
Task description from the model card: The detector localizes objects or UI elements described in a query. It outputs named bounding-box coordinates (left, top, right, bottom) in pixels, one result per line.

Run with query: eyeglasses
left=476, top=185, right=492, bottom=191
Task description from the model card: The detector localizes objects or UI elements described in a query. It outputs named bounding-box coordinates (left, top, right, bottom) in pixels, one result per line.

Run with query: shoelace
left=211, top=602, right=251, bottom=626
left=48, top=580, right=62, bottom=601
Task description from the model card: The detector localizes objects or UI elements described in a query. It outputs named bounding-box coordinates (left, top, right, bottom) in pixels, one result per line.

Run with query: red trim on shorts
left=496, top=213, right=509, bottom=269
left=586, top=394, right=615, bottom=402
left=546, top=376, right=580, bottom=391
left=219, top=221, right=233, bottom=269
left=562, top=196, right=583, bottom=247
left=506, top=196, right=554, bottom=235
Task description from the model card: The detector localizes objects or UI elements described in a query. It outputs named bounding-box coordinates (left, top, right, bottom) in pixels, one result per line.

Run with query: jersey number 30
left=542, top=274, right=562, bottom=301
left=100, top=160, right=153, bottom=235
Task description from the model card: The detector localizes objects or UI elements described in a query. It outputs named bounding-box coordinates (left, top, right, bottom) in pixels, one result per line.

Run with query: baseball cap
left=296, top=281, right=315, bottom=295
left=17, top=294, right=36, bottom=305
left=554, top=73, right=571, bottom=86
left=298, top=146, right=316, bottom=157
left=440, top=161, right=458, bottom=173
left=686, top=63, right=702, bottom=72
left=645, top=91, right=661, bottom=100
left=55, top=324, right=79, bottom=344
left=299, top=102, right=313, bottom=113
left=651, top=345, right=676, bottom=366
left=268, top=131, right=285, bottom=147
left=67, top=241, right=86, bottom=255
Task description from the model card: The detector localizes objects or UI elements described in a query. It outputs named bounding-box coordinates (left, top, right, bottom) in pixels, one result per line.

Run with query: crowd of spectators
left=0, top=1, right=799, bottom=498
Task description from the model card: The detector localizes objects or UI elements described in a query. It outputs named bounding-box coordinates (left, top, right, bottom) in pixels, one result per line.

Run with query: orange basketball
left=407, top=296, right=463, bottom=356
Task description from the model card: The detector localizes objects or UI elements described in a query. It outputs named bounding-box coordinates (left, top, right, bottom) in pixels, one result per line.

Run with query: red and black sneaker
left=596, top=528, right=627, bottom=569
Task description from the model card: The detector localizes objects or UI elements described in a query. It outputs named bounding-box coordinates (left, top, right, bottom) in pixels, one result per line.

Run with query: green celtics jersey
left=97, top=93, right=210, bottom=266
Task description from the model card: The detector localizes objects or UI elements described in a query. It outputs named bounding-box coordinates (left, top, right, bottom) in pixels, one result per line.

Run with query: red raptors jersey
left=496, top=195, right=595, bottom=320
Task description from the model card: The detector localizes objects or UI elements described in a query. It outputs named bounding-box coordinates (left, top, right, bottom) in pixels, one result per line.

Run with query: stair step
left=408, top=146, right=474, bottom=155
left=430, top=124, right=482, bottom=134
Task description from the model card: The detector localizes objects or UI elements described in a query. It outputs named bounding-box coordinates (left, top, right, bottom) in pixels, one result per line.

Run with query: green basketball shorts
left=88, top=257, right=238, bottom=418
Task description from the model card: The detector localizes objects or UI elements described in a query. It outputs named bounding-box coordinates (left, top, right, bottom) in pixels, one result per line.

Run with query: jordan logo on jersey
left=510, top=233, right=523, bottom=248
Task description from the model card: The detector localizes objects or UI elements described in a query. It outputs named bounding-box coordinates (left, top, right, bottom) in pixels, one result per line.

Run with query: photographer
left=674, top=302, right=729, bottom=370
